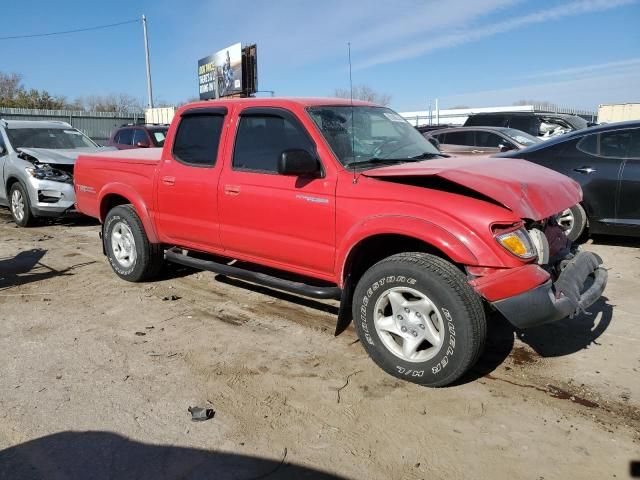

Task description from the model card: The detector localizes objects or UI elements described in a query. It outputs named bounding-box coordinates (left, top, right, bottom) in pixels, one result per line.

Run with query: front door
left=218, top=107, right=336, bottom=276
left=156, top=107, right=227, bottom=251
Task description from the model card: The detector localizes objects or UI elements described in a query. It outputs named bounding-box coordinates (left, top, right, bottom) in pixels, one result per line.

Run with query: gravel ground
left=0, top=210, right=638, bottom=480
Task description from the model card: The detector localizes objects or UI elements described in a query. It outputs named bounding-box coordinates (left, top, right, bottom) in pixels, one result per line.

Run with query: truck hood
left=18, top=147, right=114, bottom=165
left=362, top=156, right=581, bottom=220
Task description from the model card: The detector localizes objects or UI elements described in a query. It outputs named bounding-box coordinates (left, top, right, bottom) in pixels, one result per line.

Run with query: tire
left=352, top=252, right=486, bottom=387
left=559, top=204, right=587, bottom=242
left=103, top=204, right=163, bottom=282
left=9, top=182, right=36, bottom=227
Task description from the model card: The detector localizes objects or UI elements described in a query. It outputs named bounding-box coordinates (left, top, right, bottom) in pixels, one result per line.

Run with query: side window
left=117, top=128, right=133, bottom=146
left=509, top=116, right=536, bottom=135
left=475, top=131, right=502, bottom=148
left=577, top=134, right=598, bottom=156
left=0, top=132, right=6, bottom=155
left=443, top=131, right=474, bottom=146
left=627, top=129, right=640, bottom=159
left=600, top=130, right=632, bottom=158
left=132, top=129, right=147, bottom=145
left=172, top=114, right=224, bottom=166
left=233, top=113, right=313, bottom=173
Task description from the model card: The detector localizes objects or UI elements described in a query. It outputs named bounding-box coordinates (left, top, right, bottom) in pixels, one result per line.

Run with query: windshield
left=149, top=128, right=168, bottom=147
left=307, top=106, right=440, bottom=167
left=6, top=127, right=97, bottom=149
left=503, top=128, right=541, bottom=146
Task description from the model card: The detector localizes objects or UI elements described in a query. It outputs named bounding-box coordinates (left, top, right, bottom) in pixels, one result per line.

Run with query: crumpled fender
left=336, top=215, right=482, bottom=283
left=98, top=183, right=159, bottom=243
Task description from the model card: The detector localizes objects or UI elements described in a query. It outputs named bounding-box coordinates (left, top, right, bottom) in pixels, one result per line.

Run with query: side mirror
left=136, top=140, right=150, bottom=148
left=278, top=149, right=320, bottom=176
left=499, top=143, right=515, bottom=152
left=0, top=145, right=6, bottom=156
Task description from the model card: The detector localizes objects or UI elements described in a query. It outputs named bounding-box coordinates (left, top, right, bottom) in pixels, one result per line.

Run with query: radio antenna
left=348, top=42, right=357, bottom=184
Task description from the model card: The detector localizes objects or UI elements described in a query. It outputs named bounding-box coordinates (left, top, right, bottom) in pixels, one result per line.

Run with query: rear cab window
left=172, top=109, right=226, bottom=167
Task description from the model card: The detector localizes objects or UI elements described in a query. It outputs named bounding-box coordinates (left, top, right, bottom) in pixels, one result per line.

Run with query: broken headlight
left=25, top=164, right=72, bottom=184
left=495, top=227, right=537, bottom=260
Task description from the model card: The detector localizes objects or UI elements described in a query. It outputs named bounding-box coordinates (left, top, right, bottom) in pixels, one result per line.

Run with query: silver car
left=0, top=119, right=107, bottom=226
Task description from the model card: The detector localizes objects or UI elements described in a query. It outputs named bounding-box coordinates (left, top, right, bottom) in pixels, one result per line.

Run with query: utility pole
left=142, top=14, right=154, bottom=108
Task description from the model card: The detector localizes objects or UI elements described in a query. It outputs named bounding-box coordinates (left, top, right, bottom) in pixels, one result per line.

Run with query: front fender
left=336, top=215, right=483, bottom=282
left=98, top=183, right=159, bottom=243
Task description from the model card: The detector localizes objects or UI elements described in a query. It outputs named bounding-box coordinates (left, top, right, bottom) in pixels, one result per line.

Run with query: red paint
left=74, top=98, right=581, bottom=302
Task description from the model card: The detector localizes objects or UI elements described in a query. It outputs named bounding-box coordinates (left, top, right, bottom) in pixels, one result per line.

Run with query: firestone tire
left=103, top=205, right=163, bottom=282
left=352, top=252, right=486, bottom=387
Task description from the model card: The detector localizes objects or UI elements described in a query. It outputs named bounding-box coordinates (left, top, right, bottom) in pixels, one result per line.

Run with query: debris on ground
left=162, top=295, right=182, bottom=301
left=188, top=406, right=215, bottom=421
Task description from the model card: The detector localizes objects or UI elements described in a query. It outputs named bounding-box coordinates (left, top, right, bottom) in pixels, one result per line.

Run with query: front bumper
left=25, top=176, right=76, bottom=216
left=491, top=251, right=607, bottom=328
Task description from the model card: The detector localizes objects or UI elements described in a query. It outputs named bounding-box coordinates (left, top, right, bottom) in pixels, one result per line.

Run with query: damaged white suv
left=0, top=119, right=107, bottom=226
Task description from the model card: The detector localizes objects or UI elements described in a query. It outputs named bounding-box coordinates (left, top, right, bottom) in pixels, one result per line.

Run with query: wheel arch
left=99, top=185, right=158, bottom=243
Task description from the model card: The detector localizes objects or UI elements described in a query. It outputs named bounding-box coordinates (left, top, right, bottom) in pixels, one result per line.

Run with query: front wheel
left=559, top=204, right=587, bottom=242
left=9, top=183, right=36, bottom=227
left=104, top=205, right=163, bottom=282
left=352, top=252, right=486, bottom=387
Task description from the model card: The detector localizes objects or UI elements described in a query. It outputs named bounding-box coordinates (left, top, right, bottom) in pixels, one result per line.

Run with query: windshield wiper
left=411, top=152, right=448, bottom=159
left=345, top=157, right=412, bottom=168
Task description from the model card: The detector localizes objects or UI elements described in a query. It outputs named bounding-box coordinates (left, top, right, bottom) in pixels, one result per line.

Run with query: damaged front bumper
left=25, top=175, right=76, bottom=217
left=475, top=251, right=607, bottom=329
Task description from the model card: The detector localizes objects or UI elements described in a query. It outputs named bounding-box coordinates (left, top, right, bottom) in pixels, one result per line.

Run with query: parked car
left=497, top=120, right=640, bottom=240
left=464, top=112, right=589, bottom=139
left=74, top=98, right=606, bottom=387
left=423, top=126, right=541, bottom=156
left=107, top=124, right=169, bottom=150
left=0, top=119, right=109, bottom=226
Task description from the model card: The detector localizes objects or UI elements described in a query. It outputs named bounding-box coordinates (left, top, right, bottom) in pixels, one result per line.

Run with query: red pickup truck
left=74, top=98, right=607, bottom=387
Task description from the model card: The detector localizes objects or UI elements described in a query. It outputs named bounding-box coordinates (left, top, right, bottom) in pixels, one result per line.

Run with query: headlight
left=495, top=228, right=537, bottom=259
left=25, top=165, right=73, bottom=184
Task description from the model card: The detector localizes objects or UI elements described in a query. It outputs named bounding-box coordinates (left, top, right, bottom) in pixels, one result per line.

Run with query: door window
left=627, top=129, right=640, bottom=159
left=172, top=114, right=224, bottom=166
left=475, top=131, right=503, bottom=148
left=577, top=133, right=598, bottom=155
left=132, top=129, right=147, bottom=146
left=233, top=113, right=314, bottom=173
left=116, top=128, right=133, bottom=146
left=442, top=131, right=474, bottom=146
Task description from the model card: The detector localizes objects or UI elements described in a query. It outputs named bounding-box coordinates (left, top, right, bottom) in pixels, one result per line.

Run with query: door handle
left=224, top=185, right=241, bottom=196
left=471, top=149, right=484, bottom=154
left=161, top=176, right=176, bottom=186
left=574, top=167, right=596, bottom=174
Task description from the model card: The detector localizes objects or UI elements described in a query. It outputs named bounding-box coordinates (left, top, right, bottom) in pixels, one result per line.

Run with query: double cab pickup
left=74, top=98, right=607, bottom=386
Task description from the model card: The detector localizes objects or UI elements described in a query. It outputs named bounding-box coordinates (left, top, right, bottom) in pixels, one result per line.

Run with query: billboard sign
left=198, top=42, right=243, bottom=100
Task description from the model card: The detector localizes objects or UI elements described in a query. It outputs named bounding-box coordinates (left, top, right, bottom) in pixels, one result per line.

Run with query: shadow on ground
left=0, top=248, right=95, bottom=290
left=0, top=431, right=345, bottom=480
left=460, top=296, right=613, bottom=384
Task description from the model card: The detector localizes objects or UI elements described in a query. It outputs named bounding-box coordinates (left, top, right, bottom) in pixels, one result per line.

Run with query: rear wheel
left=104, top=205, right=163, bottom=282
left=352, top=252, right=486, bottom=387
left=9, top=183, right=36, bottom=227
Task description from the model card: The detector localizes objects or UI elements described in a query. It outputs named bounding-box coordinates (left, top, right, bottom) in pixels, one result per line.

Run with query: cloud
left=438, top=70, right=640, bottom=110
left=526, top=57, right=640, bottom=79
left=354, top=0, right=636, bottom=70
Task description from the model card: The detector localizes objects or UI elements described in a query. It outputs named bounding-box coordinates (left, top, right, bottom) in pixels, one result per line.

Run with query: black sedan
left=498, top=121, right=640, bottom=240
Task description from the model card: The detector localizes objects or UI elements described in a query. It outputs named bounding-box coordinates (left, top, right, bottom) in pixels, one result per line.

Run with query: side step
left=164, top=248, right=342, bottom=300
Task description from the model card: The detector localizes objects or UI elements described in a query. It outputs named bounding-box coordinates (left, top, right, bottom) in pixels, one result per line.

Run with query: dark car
left=464, top=112, right=589, bottom=139
left=498, top=120, right=640, bottom=240
left=423, top=126, right=541, bottom=156
left=107, top=124, right=169, bottom=150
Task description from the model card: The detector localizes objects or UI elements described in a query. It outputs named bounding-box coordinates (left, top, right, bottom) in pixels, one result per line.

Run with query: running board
left=164, top=248, right=342, bottom=300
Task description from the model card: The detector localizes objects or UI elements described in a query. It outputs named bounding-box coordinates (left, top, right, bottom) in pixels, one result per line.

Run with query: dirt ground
left=0, top=209, right=638, bottom=480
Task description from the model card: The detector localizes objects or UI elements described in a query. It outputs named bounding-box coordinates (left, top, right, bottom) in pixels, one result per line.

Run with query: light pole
left=142, top=14, right=154, bottom=108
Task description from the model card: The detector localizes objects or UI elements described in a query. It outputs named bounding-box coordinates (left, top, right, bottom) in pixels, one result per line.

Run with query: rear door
left=156, top=107, right=228, bottom=251
left=218, top=106, right=336, bottom=276
left=616, top=128, right=640, bottom=232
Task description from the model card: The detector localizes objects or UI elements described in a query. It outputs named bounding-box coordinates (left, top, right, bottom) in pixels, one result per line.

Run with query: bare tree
left=333, top=84, right=391, bottom=106
left=0, top=72, right=24, bottom=102
left=81, top=93, right=142, bottom=113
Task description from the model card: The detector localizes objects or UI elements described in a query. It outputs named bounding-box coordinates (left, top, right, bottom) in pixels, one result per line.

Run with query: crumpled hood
left=18, top=147, right=112, bottom=165
left=362, top=156, right=581, bottom=220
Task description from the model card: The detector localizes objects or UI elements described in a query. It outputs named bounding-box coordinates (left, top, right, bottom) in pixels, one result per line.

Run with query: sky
left=2, top=0, right=639, bottom=112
